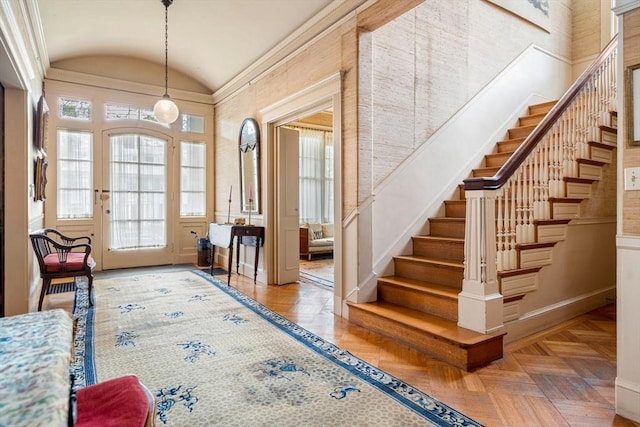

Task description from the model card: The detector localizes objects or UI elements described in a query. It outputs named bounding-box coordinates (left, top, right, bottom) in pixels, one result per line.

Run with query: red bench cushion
left=75, top=375, right=150, bottom=427
left=43, top=253, right=93, bottom=273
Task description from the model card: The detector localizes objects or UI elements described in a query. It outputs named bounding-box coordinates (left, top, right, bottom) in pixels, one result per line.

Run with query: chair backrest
left=29, top=229, right=54, bottom=274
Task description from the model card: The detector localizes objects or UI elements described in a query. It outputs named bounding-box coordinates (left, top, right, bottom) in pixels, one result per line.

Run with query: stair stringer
left=497, top=125, right=618, bottom=341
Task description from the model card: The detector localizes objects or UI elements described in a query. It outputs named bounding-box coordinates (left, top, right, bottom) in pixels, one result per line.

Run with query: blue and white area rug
left=71, top=270, right=482, bottom=426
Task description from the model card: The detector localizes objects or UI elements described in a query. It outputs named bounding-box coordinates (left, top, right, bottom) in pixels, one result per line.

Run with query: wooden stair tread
left=533, top=219, right=571, bottom=225
left=600, top=125, right=617, bottom=133
left=516, top=241, right=556, bottom=250
left=521, top=111, right=547, bottom=120
left=549, top=197, right=583, bottom=203
left=588, top=140, right=617, bottom=150
left=394, top=254, right=464, bottom=268
left=577, top=158, right=607, bottom=167
left=412, top=235, right=464, bottom=243
left=510, top=124, right=536, bottom=132
left=498, top=266, right=543, bottom=278
left=485, top=151, right=513, bottom=159
left=498, top=137, right=525, bottom=144
left=472, top=166, right=500, bottom=176
left=378, top=276, right=460, bottom=298
left=564, top=176, right=596, bottom=184
left=430, top=217, right=465, bottom=223
left=348, top=301, right=503, bottom=346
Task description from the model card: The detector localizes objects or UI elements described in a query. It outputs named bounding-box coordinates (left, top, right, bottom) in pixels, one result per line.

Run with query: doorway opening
left=284, top=110, right=334, bottom=289
left=262, top=72, right=342, bottom=314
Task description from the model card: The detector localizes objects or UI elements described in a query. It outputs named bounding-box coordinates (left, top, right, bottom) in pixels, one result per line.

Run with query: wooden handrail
left=464, top=34, right=618, bottom=191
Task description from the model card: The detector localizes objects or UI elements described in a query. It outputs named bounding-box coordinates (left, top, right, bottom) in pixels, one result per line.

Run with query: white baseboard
left=616, top=378, right=640, bottom=423
left=502, top=287, right=616, bottom=343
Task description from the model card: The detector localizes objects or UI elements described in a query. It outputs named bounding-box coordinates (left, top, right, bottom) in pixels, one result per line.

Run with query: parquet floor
left=48, top=265, right=638, bottom=427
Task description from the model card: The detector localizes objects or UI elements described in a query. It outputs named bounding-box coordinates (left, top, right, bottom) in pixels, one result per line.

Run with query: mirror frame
left=626, top=64, right=640, bottom=146
left=239, top=118, right=260, bottom=213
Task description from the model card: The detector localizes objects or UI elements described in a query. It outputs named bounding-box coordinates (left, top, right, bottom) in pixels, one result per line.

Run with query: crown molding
left=212, top=0, right=374, bottom=104
left=46, top=67, right=213, bottom=105
left=613, top=0, right=640, bottom=15
left=0, top=0, right=44, bottom=94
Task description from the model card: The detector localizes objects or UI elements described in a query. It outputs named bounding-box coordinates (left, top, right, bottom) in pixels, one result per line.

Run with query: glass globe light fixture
left=154, top=95, right=179, bottom=124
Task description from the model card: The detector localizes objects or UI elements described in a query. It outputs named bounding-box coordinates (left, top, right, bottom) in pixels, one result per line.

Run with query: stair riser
left=378, top=283, right=458, bottom=321
left=348, top=306, right=503, bottom=371
left=497, top=139, right=524, bottom=153
left=518, top=247, right=553, bottom=269
left=528, top=101, right=556, bottom=115
left=551, top=202, right=580, bottom=219
left=601, top=129, right=617, bottom=145
left=430, top=221, right=465, bottom=239
left=458, top=184, right=466, bottom=200
left=394, top=259, right=463, bottom=288
left=518, top=115, right=544, bottom=127
left=590, top=146, right=614, bottom=164
left=485, top=153, right=511, bottom=168
left=578, top=163, right=603, bottom=180
left=412, top=239, right=464, bottom=261
left=565, top=182, right=592, bottom=199
left=508, top=125, right=535, bottom=139
left=444, top=202, right=466, bottom=218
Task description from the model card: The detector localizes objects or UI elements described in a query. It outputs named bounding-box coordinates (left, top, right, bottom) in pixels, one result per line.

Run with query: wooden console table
left=208, top=223, right=265, bottom=284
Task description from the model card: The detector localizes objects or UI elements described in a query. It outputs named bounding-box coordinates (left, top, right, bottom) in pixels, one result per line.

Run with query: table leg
left=253, top=238, right=260, bottom=284
left=227, top=240, right=233, bottom=285
left=236, top=236, right=241, bottom=274
left=209, top=246, right=215, bottom=275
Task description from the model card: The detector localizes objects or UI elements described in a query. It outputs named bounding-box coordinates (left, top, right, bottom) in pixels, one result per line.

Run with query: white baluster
left=508, top=181, right=517, bottom=269
left=496, top=189, right=504, bottom=272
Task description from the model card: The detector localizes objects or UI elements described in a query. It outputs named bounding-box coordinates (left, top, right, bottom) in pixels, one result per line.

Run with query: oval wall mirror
left=239, top=118, right=260, bottom=213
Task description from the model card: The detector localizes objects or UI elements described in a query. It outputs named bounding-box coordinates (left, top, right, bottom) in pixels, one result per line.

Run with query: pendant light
left=153, top=0, right=179, bottom=124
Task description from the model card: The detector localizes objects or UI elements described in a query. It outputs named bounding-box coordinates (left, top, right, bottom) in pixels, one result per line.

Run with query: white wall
left=368, top=0, right=573, bottom=188
left=614, top=1, right=640, bottom=421
left=370, top=45, right=572, bottom=284
left=0, top=2, right=46, bottom=314
left=616, top=236, right=640, bottom=422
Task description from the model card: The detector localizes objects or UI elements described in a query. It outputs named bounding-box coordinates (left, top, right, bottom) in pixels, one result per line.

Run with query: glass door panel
left=102, top=133, right=172, bottom=269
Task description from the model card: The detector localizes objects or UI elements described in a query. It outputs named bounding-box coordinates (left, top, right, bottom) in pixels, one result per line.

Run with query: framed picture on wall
left=34, top=157, right=48, bottom=202
left=485, top=0, right=551, bottom=33
left=35, top=95, right=49, bottom=154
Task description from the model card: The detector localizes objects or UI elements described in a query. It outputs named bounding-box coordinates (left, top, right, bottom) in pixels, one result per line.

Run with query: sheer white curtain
left=57, top=130, right=93, bottom=219
left=295, top=127, right=333, bottom=224
left=110, top=134, right=167, bottom=250
left=180, top=141, right=206, bottom=216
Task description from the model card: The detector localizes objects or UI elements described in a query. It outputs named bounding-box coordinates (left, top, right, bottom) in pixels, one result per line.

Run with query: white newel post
left=458, top=189, right=504, bottom=334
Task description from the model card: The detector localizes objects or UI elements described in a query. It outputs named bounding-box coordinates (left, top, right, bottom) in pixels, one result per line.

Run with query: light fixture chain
left=164, top=2, right=169, bottom=96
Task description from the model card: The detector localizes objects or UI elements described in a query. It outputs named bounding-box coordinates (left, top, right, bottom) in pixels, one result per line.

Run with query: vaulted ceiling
left=35, top=0, right=368, bottom=96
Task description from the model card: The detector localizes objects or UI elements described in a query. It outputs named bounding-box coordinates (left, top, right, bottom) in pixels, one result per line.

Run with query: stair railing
left=457, top=36, right=618, bottom=334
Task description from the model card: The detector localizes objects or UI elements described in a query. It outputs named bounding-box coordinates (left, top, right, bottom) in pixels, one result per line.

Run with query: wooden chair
left=29, top=228, right=96, bottom=310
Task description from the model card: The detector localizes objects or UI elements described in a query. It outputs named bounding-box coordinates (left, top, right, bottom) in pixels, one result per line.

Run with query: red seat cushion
left=43, top=253, right=93, bottom=273
left=76, top=375, right=150, bottom=427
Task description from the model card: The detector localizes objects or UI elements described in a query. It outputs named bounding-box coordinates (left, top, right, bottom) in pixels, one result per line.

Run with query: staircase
left=347, top=99, right=618, bottom=371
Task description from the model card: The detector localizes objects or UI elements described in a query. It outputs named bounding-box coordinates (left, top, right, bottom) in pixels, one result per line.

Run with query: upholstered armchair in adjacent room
left=29, top=228, right=96, bottom=311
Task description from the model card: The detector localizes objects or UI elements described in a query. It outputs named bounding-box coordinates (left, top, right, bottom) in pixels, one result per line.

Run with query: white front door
left=101, top=132, right=173, bottom=269
left=275, top=127, right=300, bottom=284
